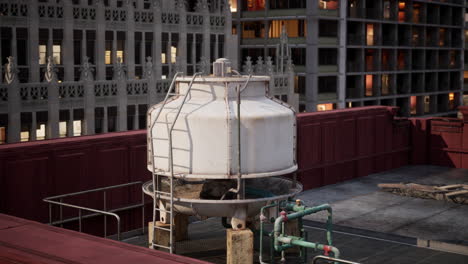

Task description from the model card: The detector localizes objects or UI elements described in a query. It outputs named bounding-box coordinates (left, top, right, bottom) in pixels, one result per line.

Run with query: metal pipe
left=236, top=83, right=243, bottom=200
left=43, top=199, right=121, bottom=240
left=259, top=203, right=278, bottom=264
left=142, top=190, right=145, bottom=234
left=104, top=191, right=107, bottom=237
left=274, top=204, right=334, bottom=255
left=276, top=236, right=340, bottom=259
left=45, top=181, right=142, bottom=200
left=78, top=209, right=82, bottom=232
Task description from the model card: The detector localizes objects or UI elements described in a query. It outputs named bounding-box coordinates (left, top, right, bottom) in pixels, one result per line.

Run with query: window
left=39, top=45, right=47, bottom=65
left=269, top=20, right=306, bottom=38
left=365, top=75, right=373, bottom=96
left=319, top=0, right=338, bottom=10
left=230, top=0, right=237, bottom=11
left=242, top=0, right=265, bottom=11
left=242, top=21, right=265, bottom=39
left=366, top=24, right=374, bottom=46
left=53, top=45, right=61, bottom=64
left=317, top=104, right=334, bottom=111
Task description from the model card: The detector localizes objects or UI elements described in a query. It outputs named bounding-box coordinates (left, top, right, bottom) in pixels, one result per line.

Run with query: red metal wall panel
left=0, top=131, right=152, bottom=234
left=296, top=106, right=411, bottom=190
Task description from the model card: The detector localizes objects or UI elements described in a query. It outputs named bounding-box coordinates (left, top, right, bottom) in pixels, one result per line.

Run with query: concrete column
left=126, top=2, right=135, bottom=79
left=224, top=5, right=237, bottom=68
left=178, top=7, right=187, bottom=73
left=141, top=33, right=146, bottom=70
left=47, top=81, right=59, bottom=139
left=63, top=1, right=74, bottom=81
left=202, top=7, right=211, bottom=65
left=103, top=106, right=108, bottom=133
left=28, top=0, right=40, bottom=82
left=67, top=109, right=74, bottom=137
left=153, top=6, right=162, bottom=79
left=134, top=105, right=139, bottom=130
left=83, top=80, right=95, bottom=135
left=337, top=0, right=347, bottom=109
left=7, top=79, right=21, bottom=143
left=112, top=31, right=117, bottom=65
left=117, top=77, right=128, bottom=132
left=305, top=1, right=319, bottom=112
left=226, top=229, right=253, bottom=264
left=148, top=77, right=157, bottom=106
left=96, top=1, right=106, bottom=80
left=30, top=112, right=37, bottom=141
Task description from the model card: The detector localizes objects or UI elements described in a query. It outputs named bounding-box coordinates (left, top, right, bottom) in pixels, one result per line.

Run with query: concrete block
left=226, top=228, right=253, bottom=264
left=148, top=214, right=189, bottom=248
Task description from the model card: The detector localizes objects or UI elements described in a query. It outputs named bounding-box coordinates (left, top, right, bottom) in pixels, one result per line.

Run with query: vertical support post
left=7, top=70, right=20, bottom=143
left=227, top=229, right=254, bottom=264
left=30, top=111, right=37, bottom=141
left=103, top=106, right=108, bottom=133
left=337, top=0, right=347, bottom=109
left=67, top=108, right=74, bottom=137
left=28, top=0, right=40, bottom=82
left=78, top=209, right=82, bottom=232
left=47, top=80, right=60, bottom=139
left=126, top=2, right=135, bottom=79
left=103, top=191, right=107, bottom=237
left=96, top=1, right=105, bottom=80
left=63, top=1, right=74, bottom=81
left=83, top=78, right=95, bottom=135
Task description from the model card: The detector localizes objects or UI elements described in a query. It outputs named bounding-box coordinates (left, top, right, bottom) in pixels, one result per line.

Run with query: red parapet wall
left=0, top=130, right=151, bottom=234
left=411, top=106, right=468, bottom=168
left=296, top=106, right=411, bottom=190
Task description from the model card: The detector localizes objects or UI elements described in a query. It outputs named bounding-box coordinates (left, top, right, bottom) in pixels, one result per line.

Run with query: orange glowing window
left=365, top=75, right=373, bottom=97
left=398, top=2, right=406, bottom=10
left=317, top=103, right=334, bottom=111
left=410, top=96, right=417, bottom=115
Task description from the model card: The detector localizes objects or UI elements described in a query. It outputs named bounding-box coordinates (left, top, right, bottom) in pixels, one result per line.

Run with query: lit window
left=73, top=120, right=82, bottom=136
left=117, top=50, right=124, bottom=63
left=171, top=46, right=177, bottom=64
left=53, top=45, right=61, bottom=64
left=59, top=121, right=67, bottom=138
left=161, top=53, right=166, bottom=64
left=317, top=103, right=334, bottom=111
left=229, top=0, right=237, bottom=12
left=105, top=50, right=112, bottom=64
left=20, top=131, right=29, bottom=142
left=366, top=24, right=374, bottom=46
left=37, top=124, right=46, bottom=140
left=365, top=75, right=373, bottom=97
left=0, top=127, right=5, bottom=144
left=319, top=0, right=338, bottom=10
left=39, top=45, right=47, bottom=65
left=410, top=96, right=417, bottom=115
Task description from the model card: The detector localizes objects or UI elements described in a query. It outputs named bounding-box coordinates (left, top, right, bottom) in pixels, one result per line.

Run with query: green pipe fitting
left=274, top=204, right=335, bottom=255
left=277, top=236, right=340, bottom=259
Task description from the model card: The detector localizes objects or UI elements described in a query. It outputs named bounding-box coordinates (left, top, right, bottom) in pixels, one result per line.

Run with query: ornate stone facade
left=0, top=0, right=237, bottom=143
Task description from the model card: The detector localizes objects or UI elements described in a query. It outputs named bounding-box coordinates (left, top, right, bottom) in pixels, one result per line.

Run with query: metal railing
left=312, top=255, right=361, bottom=264
left=43, top=181, right=145, bottom=241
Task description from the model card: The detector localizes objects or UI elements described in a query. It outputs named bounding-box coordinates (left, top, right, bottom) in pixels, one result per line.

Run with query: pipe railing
left=43, top=181, right=145, bottom=241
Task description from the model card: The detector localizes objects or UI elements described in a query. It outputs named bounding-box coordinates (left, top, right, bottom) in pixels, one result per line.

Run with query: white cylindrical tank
left=147, top=73, right=297, bottom=179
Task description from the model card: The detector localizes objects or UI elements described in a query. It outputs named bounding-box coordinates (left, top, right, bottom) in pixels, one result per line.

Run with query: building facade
left=0, top=0, right=239, bottom=144
left=232, top=0, right=468, bottom=115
